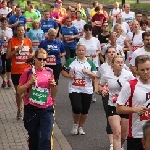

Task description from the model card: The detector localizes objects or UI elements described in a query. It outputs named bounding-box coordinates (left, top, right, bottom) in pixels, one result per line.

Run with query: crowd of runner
left=0, top=0, right=150, bottom=150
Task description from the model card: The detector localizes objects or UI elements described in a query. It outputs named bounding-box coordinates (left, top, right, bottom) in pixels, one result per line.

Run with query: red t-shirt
left=92, top=13, right=106, bottom=30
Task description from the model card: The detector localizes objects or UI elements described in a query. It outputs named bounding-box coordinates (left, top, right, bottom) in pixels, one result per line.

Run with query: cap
left=57, top=0, right=62, bottom=3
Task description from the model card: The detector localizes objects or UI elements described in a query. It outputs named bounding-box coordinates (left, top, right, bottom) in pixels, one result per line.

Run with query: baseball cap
left=57, top=0, right=62, bottom=3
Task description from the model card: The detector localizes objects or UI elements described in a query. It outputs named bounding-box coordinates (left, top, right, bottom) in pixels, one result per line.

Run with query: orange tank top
left=10, top=37, right=32, bottom=74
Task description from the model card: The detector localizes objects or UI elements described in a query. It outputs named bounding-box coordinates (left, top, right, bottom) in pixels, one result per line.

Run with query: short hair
left=102, top=21, right=109, bottom=26
left=135, top=12, right=142, bottom=15
left=92, top=1, right=98, bottom=7
left=135, top=55, right=150, bottom=68
left=84, top=24, right=92, bottom=30
left=51, top=5, right=54, bottom=9
left=0, top=17, right=7, bottom=22
left=32, top=20, right=41, bottom=29
left=140, top=20, right=148, bottom=26
left=48, top=28, right=57, bottom=34
left=111, top=55, right=124, bottom=64
left=146, top=14, right=150, bottom=18
left=95, top=6, right=100, bottom=12
left=105, top=46, right=116, bottom=54
left=76, top=43, right=86, bottom=51
left=142, top=31, right=150, bottom=40
left=35, top=48, right=48, bottom=58
left=76, top=11, right=81, bottom=15
left=143, top=120, right=150, bottom=140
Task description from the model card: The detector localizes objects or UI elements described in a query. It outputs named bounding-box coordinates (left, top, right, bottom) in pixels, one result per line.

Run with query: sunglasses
left=85, top=29, right=92, bottom=31
left=103, top=25, right=108, bottom=27
left=71, top=11, right=75, bottom=12
left=36, top=57, right=47, bottom=61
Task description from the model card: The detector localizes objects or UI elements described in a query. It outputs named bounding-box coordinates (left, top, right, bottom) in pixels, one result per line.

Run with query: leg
left=6, top=58, right=12, bottom=86
left=24, top=110, right=39, bottom=150
left=1, top=54, right=6, bottom=87
left=39, top=106, right=54, bottom=150
left=108, top=109, right=121, bottom=150
left=70, top=49, right=75, bottom=58
left=65, top=46, right=71, bottom=61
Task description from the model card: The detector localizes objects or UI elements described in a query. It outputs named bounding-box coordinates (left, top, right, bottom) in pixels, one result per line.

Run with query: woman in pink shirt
left=17, top=48, right=56, bottom=150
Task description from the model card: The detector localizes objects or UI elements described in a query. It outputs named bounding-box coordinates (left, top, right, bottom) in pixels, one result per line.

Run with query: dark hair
left=84, top=24, right=92, bottom=30
left=51, top=5, right=54, bottom=8
left=102, top=21, right=109, bottom=26
left=135, top=55, right=150, bottom=68
left=92, top=1, right=98, bottom=7
left=143, top=120, right=150, bottom=140
left=95, top=6, right=100, bottom=12
left=105, top=46, right=116, bottom=54
left=76, top=11, right=81, bottom=15
left=14, top=24, right=25, bottom=37
left=0, top=17, right=7, bottom=22
left=135, top=12, right=142, bottom=15
left=140, top=20, right=148, bottom=26
left=142, top=31, right=150, bottom=40
left=27, top=0, right=31, bottom=5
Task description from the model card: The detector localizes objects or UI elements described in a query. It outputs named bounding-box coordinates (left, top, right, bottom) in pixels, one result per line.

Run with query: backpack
left=128, top=78, right=138, bottom=137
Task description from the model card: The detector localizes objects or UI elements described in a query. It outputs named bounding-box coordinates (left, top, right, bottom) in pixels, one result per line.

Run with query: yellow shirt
left=90, top=8, right=104, bottom=18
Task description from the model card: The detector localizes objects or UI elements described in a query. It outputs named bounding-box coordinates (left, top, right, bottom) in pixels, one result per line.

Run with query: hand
left=29, top=73, right=37, bottom=84
left=70, top=35, right=74, bottom=39
left=69, top=73, right=75, bottom=79
left=49, top=78, right=56, bottom=87
left=82, top=69, right=89, bottom=74
left=92, top=53, right=97, bottom=58
left=16, top=45, right=24, bottom=52
left=14, top=21, right=19, bottom=26
left=135, top=106, right=148, bottom=115
left=101, top=89, right=108, bottom=97
left=1, top=48, right=4, bottom=55
left=58, top=53, right=63, bottom=58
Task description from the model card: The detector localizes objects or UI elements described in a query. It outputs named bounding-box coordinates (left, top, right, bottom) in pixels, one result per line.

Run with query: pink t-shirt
left=49, top=11, right=59, bottom=19
left=19, top=67, right=54, bottom=108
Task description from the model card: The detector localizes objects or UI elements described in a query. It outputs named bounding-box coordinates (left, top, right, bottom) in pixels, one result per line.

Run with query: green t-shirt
left=18, top=1, right=27, bottom=11
left=36, top=4, right=46, bottom=12
left=24, top=11, right=38, bottom=29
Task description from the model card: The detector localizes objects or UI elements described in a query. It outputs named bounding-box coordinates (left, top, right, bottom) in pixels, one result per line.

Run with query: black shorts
left=127, top=137, right=144, bottom=150
left=0, top=66, right=3, bottom=75
left=108, top=105, right=129, bottom=119
left=46, top=63, right=62, bottom=85
left=11, top=74, right=22, bottom=86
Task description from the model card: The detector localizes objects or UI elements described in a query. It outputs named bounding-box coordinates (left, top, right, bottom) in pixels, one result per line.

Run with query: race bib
left=32, top=40, right=40, bottom=50
left=104, top=84, right=109, bottom=92
left=140, top=108, right=150, bottom=121
left=2, top=41, right=8, bottom=53
left=95, top=21, right=102, bottom=26
left=15, top=46, right=29, bottom=64
left=132, top=46, right=142, bottom=52
left=46, top=55, right=56, bottom=65
left=26, top=18, right=33, bottom=23
left=29, top=86, right=48, bottom=105
left=63, top=35, right=74, bottom=42
left=72, top=78, right=86, bottom=87
left=112, top=94, right=118, bottom=103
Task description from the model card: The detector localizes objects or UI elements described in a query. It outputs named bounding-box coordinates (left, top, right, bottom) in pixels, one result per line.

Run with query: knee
left=113, top=130, right=121, bottom=140
left=73, top=106, right=82, bottom=114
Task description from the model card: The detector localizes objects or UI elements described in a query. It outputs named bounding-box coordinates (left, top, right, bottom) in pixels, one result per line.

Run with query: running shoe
left=78, top=127, right=85, bottom=135
left=109, top=144, right=113, bottom=150
left=1, top=81, right=6, bottom=88
left=92, top=93, right=96, bottom=102
left=16, top=111, right=23, bottom=120
left=71, top=124, right=78, bottom=135
left=121, top=146, right=124, bottom=150
left=7, top=80, right=12, bottom=88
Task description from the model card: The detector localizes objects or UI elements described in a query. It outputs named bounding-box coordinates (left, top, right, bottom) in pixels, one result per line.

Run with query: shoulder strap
left=132, top=32, right=135, bottom=39
left=110, top=9, right=113, bottom=15
left=119, top=8, right=121, bottom=12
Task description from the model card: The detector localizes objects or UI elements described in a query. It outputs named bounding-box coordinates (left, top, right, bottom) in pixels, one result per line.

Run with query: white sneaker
left=92, top=93, right=96, bottom=102
left=71, top=124, right=78, bottom=135
left=109, top=144, right=113, bottom=150
left=78, top=127, right=85, bottom=135
left=121, top=147, right=124, bottom=150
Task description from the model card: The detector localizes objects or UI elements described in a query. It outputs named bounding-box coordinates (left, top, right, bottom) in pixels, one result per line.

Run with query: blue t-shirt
left=26, top=29, right=45, bottom=51
left=8, top=14, right=26, bottom=33
left=38, top=39, right=65, bottom=64
left=60, top=25, right=79, bottom=50
left=40, top=19, right=58, bottom=33
left=54, top=3, right=58, bottom=8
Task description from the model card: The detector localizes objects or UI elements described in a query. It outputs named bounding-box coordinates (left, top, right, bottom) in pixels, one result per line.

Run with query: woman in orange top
left=6, top=24, right=33, bottom=120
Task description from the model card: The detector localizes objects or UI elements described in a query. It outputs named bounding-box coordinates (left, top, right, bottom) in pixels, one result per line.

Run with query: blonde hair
left=35, top=48, right=48, bottom=57
left=76, top=43, right=86, bottom=51
left=48, top=28, right=57, bottom=34
left=113, top=23, right=125, bottom=36
left=111, top=55, right=124, bottom=64
left=32, top=20, right=41, bottom=29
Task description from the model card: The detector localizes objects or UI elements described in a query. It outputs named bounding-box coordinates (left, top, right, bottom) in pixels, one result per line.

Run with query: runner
left=116, top=55, right=150, bottom=150
left=142, top=120, right=150, bottom=150
left=38, top=28, right=65, bottom=100
left=6, top=24, right=33, bottom=120
left=130, top=32, right=150, bottom=76
left=98, top=21, right=110, bottom=64
left=26, top=20, right=44, bottom=51
left=0, top=17, right=13, bottom=88
left=40, top=10, right=58, bottom=39
left=17, top=48, right=56, bottom=150
left=18, top=0, right=27, bottom=12
left=140, top=20, right=148, bottom=32
left=90, top=1, right=99, bottom=19
left=72, top=11, right=86, bottom=41
left=0, top=1, right=11, bottom=18
left=36, top=0, right=46, bottom=13
left=8, top=6, right=26, bottom=34
left=99, top=55, right=134, bottom=150
left=79, top=23, right=101, bottom=102
left=109, top=1, right=122, bottom=26
left=146, top=14, right=150, bottom=31
left=76, top=3, right=87, bottom=21
left=59, top=16, right=79, bottom=60
left=24, top=4, right=38, bottom=31
left=135, top=12, right=143, bottom=24
left=126, top=20, right=144, bottom=64
left=6, top=5, right=16, bottom=19
left=91, top=5, right=107, bottom=37
left=61, top=43, right=97, bottom=135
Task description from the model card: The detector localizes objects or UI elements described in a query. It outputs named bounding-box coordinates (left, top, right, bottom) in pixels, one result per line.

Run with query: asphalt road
left=55, top=58, right=127, bottom=150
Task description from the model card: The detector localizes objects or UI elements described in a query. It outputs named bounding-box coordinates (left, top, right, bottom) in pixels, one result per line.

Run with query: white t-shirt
left=116, top=35, right=126, bottom=48
left=101, top=69, right=134, bottom=106
left=117, top=78, right=150, bottom=138
left=130, top=47, right=150, bottom=66
left=126, top=30, right=144, bottom=56
left=102, top=43, right=125, bottom=58
left=109, top=8, right=122, bottom=26
left=63, top=57, right=97, bottom=94
left=121, top=11, right=135, bottom=23
left=146, top=26, right=150, bottom=31
left=112, top=22, right=130, bottom=34
left=72, top=19, right=86, bottom=38
left=0, top=7, right=12, bottom=17
left=79, top=37, right=101, bottom=67
left=0, top=27, right=13, bottom=53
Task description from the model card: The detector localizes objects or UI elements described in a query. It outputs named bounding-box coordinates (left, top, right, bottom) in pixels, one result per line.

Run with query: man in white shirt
left=116, top=54, right=150, bottom=150
left=121, top=4, right=135, bottom=30
left=109, top=1, right=122, bottom=26
left=130, top=32, right=150, bottom=76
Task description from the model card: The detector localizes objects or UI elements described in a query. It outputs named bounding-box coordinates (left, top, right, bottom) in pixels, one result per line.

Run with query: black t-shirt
left=98, top=33, right=109, bottom=44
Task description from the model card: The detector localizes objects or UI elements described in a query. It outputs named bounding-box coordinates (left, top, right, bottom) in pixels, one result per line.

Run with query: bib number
left=72, top=78, right=86, bottom=87
left=140, top=108, right=150, bottom=121
left=46, top=55, right=56, bottom=65
left=132, top=46, right=142, bottom=52
left=29, top=87, right=48, bottom=105
left=112, top=94, right=118, bottom=103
